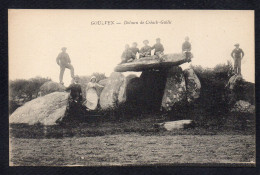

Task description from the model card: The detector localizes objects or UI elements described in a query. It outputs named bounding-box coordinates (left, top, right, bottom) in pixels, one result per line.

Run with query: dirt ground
left=10, top=134, right=255, bottom=166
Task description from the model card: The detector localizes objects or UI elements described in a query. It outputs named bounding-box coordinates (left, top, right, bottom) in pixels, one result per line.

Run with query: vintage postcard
left=9, top=10, right=255, bottom=166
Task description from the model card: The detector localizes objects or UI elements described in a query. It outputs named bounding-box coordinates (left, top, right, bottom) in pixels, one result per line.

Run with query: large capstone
left=161, top=66, right=186, bottom=111
left=184, top=68, right=201, bottom=103
left=9, top=92, right=69, bottom=125
left=99, top=72, right=125, bottom=110
left=114, top=53, right=189, bottom=72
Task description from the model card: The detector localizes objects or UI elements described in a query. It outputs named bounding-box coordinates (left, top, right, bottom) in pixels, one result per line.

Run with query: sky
left=9, top=10, right=255, bottom=86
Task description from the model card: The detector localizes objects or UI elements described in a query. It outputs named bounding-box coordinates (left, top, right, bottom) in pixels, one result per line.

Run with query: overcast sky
left=9, top=10, right=254, bottom=85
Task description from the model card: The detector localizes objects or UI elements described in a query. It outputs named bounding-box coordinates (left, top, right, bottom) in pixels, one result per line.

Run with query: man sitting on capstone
left=56, top=47, right=74, bottom=85
left=151, top=38, right=164, bottom=58
left=120, top=44, right=136, bottom=64
left=139, top=40, right=152, bottom=58
left=130, top=42, right=140, bottom=57
left=182, top=36, right=192, bottom=62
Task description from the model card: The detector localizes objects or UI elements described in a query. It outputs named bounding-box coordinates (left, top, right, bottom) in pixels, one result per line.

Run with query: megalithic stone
left=117, top=74, right=138, bottom=104
left=184, top=68, right=201, bottom=103
left=161, top=66, right=186, bottom=111
left=99, top=72, right=125, bottom=110
left=9, top=92, right=69, bottom=125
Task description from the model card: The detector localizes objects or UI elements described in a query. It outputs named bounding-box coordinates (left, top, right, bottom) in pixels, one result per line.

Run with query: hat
left=61, top=47, right=67, bottom=50
left=90, top=76, right=97, bottom=82
left=234, top=43, right=239, bottom=46
left=143, top=40, right=149, bottom=44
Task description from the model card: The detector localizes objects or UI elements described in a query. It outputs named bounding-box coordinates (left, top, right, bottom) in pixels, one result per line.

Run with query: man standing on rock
left=139, top=40, right=152, bottom=58
left=56, top=47, right=74, bottom=85
left=120, top=44, right=136, bottom=64
left=151, top=38, right=164, bottom=58
left=231, top=43, right=244, bottom=75
left=182, top=36, right=192, bottom=61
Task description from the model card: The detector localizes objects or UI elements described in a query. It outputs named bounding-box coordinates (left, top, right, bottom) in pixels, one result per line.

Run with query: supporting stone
left=184, top=68, right=201, bottom=103
left=161, top=66, right=186, bottom=111
left=99, top=72, right=125, bottom=110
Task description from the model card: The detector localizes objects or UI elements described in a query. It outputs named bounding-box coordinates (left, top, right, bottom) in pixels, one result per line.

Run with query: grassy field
left=10, top=134, right=255, bottom=166
left=9, top=113, right=255, bottom=166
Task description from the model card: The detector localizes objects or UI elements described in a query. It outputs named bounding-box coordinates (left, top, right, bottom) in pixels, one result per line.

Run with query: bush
left=190, top=62, right=234, bottom=115
left=9, top=76, right=51, bottom=113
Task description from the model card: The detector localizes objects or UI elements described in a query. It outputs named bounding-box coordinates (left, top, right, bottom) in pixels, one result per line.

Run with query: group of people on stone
left=120, top=38, right=165, bottom=64
left=120, top=37, right=193, bottom=64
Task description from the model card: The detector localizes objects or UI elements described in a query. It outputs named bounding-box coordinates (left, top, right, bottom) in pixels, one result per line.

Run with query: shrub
left=190, top=62, right=234, bottom=115
left=9, top=76, right=51, bottom=113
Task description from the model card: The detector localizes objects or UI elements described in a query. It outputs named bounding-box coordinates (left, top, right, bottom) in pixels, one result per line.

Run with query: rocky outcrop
left=184, top=68, right=201, bottom=103
left=231, top=100, right=255, bottom=114
left=226, top=74, right=243, bottom=90
left=39, top=81, right=66, bottom=96
left=99, top=72, right=125, bottom=110
left=9, top=92, right=69, bottom=125
left=161, top=67, right=186, bottom=111
left=114, top=53, right=189, bottom=72
left=226, top=75, right=255, bottom=106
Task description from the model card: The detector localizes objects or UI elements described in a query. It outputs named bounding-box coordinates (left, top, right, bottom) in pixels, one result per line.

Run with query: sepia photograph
left=8, top=10, right=255, bottom=166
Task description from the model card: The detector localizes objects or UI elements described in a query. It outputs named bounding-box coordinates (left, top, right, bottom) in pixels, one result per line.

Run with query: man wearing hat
left=231, top=43, right=244, bottom=75
left=56, top=47, right=74, bottom=85
left=182, top=36, right=192, bottom=61
left=139, top=40, right=152, bottom=58
left=151, top=38, right=164, bottom=58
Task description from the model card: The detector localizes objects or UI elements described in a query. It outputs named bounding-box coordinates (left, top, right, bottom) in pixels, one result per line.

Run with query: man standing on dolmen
left=231, top=43, right=244, bottom=75
left=182, top=36, right=192, bottom=62
left=139, top=40, right=152, bottom=58
left=56, top=47, right=75, bottom=85
left=120, top=44, right=136, bottom=64
left=151, top=38, right=164, bottom=58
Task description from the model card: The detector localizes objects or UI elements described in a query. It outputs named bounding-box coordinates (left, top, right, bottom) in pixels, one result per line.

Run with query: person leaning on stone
left=151, top=38, right=164, bottom=58
left=130, top=42, right=140, bottom=57
left=56, top=47, right=74, bottom=85
left=182, top=36, right=192, bottom=61
left=139, top=40, right=152, bottom=58
left=120, top=44, right=136, bottom=64
left=231, top=43, right=244, bottom=75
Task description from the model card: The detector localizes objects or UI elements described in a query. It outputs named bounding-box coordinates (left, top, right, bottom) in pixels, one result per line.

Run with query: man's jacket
left=56, top=52, right=71, bottom=65
left=231, top=48, right=244, bottom=59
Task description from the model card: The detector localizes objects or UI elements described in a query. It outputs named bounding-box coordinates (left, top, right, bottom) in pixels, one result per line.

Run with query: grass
left=10, top=110, right=255, bottom=139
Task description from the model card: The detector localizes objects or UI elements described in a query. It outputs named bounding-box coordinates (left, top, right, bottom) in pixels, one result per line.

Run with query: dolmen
left=114, top=53, right=190, bottom=72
